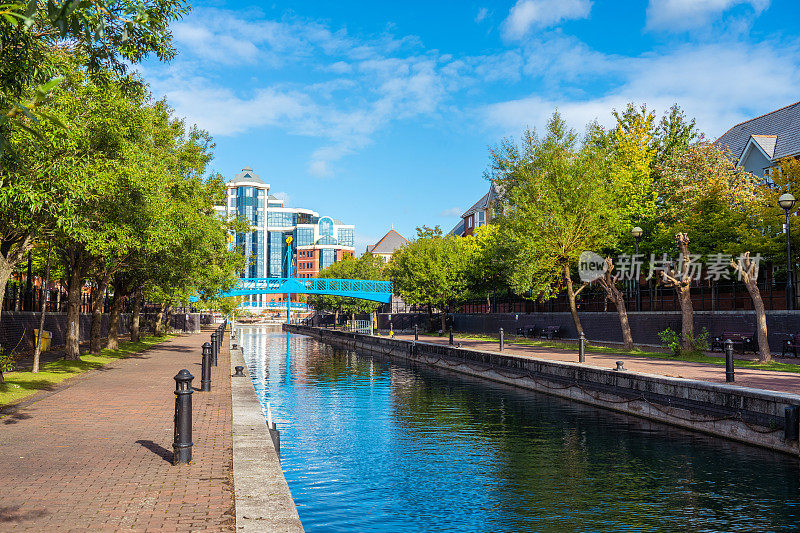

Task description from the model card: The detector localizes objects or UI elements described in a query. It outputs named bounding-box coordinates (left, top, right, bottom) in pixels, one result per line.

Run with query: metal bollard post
left=449, top=327, right=453, bottom=346
left=234, top=366, right=245, bottom=377
left=172, top=369, right=194, bottom=465
left=724, top=339, right=735, bottom=382
left=579, top=332, right=586, bottom=363
left=210, top=332, right=218, bottom=367
left=201, top=342, right=212, bottom=392
left=414, top=325, right=418, bottom=341
left=785, top=406, right=799, bottom=441
left=499, top=328, right=504, bottom=351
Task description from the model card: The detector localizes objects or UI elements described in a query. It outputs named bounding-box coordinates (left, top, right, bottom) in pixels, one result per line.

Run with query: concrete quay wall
left=229, top=330, right=304, bottom=532
left=287, top=324, right=800, bottom=457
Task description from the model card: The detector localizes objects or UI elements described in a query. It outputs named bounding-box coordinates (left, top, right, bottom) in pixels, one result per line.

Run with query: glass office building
left=214, top=166, right=356, bottom=311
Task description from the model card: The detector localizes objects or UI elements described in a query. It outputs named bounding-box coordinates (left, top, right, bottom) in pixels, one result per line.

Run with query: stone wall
left=378, top=311, right=800, bottom=352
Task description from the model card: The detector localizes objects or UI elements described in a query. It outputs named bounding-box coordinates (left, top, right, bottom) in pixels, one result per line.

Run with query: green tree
left=489, top=113, right=619, bottom=335
left=307, top=253, right=386, bottom=322
left=386, top=226, right=470, bottom=332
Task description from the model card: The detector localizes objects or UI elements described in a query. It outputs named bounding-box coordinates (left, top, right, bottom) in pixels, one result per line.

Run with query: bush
left=658, top=327, right=709, bottom=357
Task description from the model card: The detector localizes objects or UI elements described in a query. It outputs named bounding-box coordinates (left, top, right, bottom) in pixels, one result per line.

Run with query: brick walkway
left=396, top=333, right=800, bottom=396
left=0, top=330, right=234, bottom=532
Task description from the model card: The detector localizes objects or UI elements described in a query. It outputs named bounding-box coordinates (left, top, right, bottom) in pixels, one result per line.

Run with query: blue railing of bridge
left=241, top=301, right=308, bottom=309
left=224, top=277, right=393, bottom=303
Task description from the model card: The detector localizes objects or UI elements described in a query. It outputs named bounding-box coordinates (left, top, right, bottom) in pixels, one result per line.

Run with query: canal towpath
left=394, top=333, right=800, bottom=395
left=0, top=329, right=235, bottom=531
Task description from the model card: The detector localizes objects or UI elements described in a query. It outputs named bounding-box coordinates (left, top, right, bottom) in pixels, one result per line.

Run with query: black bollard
left=414, top=325, right=418, bottom=341
left=172, top=369, right=194, bottom=465
left=724, top=339, right=735, bottom=382
left=201, top=342, right=212, bottom=392
left=499, top=328, right=504, bottom=351
left=234, top=366, right=245, bottom=377
left=579, top=332, right=586, bottom=363
left=210, top=332, right=218, bottom=367
left=785, top=406, right=799, bottom=441
left=449, top=327, right=453, bottom=346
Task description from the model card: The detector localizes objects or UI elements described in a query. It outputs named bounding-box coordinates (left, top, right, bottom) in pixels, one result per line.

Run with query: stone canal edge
left=288, top=324, right=800, bottom=457
left=229, top=331, right=304, bottom=532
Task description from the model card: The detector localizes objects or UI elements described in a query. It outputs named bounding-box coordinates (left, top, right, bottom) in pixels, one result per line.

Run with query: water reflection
left=237, top=326, right=800, bottom=532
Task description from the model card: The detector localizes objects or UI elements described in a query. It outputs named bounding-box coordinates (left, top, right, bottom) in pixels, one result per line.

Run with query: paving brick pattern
left=0, top=330, right=234, bottom=532
left=397, top=333, right=800, bottom=395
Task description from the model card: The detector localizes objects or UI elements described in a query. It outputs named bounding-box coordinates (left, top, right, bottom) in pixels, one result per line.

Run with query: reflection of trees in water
left=387, top=359, right=800, bottom=532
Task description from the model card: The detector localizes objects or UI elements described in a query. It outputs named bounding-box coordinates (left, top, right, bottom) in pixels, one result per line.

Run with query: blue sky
left=140, top=0, right=800, bottom=253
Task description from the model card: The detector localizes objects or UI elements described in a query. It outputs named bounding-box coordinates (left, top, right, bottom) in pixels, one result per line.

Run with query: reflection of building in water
left=214, top=167, right=355, bottom=312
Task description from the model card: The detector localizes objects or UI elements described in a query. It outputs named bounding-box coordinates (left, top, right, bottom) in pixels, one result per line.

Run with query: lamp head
left=779, top=193, right=796, bottom=211
left=631, top=226, right=643, bottom=239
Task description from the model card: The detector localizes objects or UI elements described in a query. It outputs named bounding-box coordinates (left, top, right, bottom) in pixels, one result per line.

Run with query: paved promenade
left=0, top=330, right=234, bottom=531
left=395, top=333, right=800, bottom=395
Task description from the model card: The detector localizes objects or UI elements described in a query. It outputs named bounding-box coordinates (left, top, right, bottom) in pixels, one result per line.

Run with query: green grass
left=0, top=335, right=171, bottom=407
left=446, top=332, right=800, bottom=374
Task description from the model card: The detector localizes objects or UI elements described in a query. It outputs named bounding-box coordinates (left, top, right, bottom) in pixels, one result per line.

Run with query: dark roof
left=714, top=101, right=800, bottom=161
left=229, top=166, right=266, bottom=184
left=369, top=230, right=409, bottom=255
left=448, top=219, right=465, bottom=237
left=461, top=191, right=490, bottom=218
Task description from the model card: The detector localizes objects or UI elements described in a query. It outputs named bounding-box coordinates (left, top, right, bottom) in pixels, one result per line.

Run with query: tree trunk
left=564, top=264, right=584, bottom=336
left=0, top=235, right=33, bottom=325
left=746, top=280, right=771, bottom=362
left=89, top=274, right=111, bottom=354
left=164, top=304, right=173, bottom=334
left=106, top=290, right=125, bottom=350
left=598, top=258, right=634, bottom=350
left=65, top=263, right=83, bottom=360
left=678, top=287, right=694, bottom=350
left=153, top=303, right=165, bottom=335
left=733, top=253, right=771, bottom=362
left=131, top=292, right=142, bottom=342
left=440, top=308, right=447, bottom=333
left=33, top=243, right=53, bottom=373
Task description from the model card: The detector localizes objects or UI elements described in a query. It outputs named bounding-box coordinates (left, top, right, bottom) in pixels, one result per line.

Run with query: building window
left=319, top=217, right=333, bottom=236
left=269, top=232, right=285, bottom=277
left=337, top=228, right=354, bottom=246
left=296, top=227, right=314, bottom=246
left=321, top=249, right=335, bottom=270
left=268, top=212, right=295, bottom=227
left=317, top=235, right=337, bottom=245
left=466, top=216, right=472, bottom=228
left=478, top=211, right=485, bottom=226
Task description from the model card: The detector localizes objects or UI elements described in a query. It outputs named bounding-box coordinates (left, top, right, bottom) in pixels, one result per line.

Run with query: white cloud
left=502, top=0, right=592, bottom=40
left=475, top=7, right=489, bottom=23
left=646, top=0, right=770, bottom=31
left=484, top=41, right=800, bottom=139
left=439, top=207, right=464, bottom=217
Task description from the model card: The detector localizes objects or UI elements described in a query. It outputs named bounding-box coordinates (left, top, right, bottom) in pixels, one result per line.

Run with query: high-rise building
left=214, top=166, right=355, bottom=311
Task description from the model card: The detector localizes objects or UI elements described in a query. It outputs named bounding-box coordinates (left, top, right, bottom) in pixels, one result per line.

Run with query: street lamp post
left=779, top=193, right=796, bottom=310
left=632, top=226, right=643, bottom=312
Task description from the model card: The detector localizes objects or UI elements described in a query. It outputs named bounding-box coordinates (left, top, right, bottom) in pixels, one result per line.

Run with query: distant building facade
left=715, top=101, right=800, bottom=176
left=450, top=181, right=501, bottom=237
left=214, top=166, right=355, bottom=311
left=366, top=229, right=409, bottom=262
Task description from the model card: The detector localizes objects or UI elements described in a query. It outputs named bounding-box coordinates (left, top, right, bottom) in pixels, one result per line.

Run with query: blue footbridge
left=202, top=236, right=393, bottom=322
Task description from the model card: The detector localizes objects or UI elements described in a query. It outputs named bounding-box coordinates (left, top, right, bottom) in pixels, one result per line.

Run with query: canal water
left=237, top=326, right=800, bottom=532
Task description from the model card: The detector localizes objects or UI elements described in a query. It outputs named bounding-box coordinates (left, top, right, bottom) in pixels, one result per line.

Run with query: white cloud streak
left=502, top=0, right=592, bottom=40
left=646, top=0, right=771, bottom=31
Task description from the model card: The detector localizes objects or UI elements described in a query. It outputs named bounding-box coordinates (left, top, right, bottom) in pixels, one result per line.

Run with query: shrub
left=658, top=327, right=709, bottom=357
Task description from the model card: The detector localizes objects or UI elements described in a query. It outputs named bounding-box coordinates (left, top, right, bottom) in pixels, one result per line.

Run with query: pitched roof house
left=366, top=229, right=409, bottom=262
left=714, top=101, right=800, bottom=175
left=450, top=181, right=501, bottom=237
